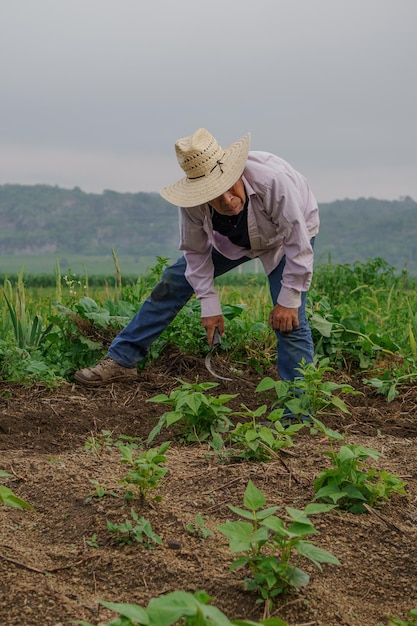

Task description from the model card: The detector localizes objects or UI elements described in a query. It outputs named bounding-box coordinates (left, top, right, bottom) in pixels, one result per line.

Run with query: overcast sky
left=1, top=0, right=416, bottom=202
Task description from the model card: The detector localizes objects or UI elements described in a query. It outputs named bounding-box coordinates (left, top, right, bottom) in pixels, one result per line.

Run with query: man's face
left=208, top=178, right=246, bottom=216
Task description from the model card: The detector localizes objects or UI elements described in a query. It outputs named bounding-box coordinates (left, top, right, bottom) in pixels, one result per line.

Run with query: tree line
left=1, top=184, right=416, bottom=275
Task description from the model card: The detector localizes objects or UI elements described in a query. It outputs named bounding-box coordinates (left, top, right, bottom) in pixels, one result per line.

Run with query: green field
left=0, top=256, right=416, bottom=403
left=0, top=253, right=261, bottom=278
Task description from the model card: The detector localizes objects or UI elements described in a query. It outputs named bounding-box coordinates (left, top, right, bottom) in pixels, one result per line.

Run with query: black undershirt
left=210, top=198, right=251, bottom=249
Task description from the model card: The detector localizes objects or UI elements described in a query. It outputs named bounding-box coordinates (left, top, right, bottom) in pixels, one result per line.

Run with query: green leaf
left=310, top=312, right=333, bottom=337
left=255, top=377, right=277, bottom=392
left=228, top=505, right=258, bottom=520
left=284, top=507, right=313, bottom=525
left=327, top=395, right=350, bottom=413
left=217, top=521, right=269, bottom=553
left=100, top=601, right=149, bottom=624
left=0, top=486, right=33, bottom=509
left=146, top=417, right=166, bottom=445
left=303, top=502, right=337, bottom=515
left=310, top=418, right=345, bottom=440
left=147, top=592, right=197, bottom=625
left=284, top=564, right=310, bottom=589
left=243, top=481, right=266, bottom=511
left=255, top=506, right=281, bottom=520
left=286, top=521, right=317, bottom=538
left=313, top=485, right=348, bottom=503
left=146, top=590, right=235, bottom=626
left=148, top=394, right=170, bottom=404
left=343, top=483, right=368, bottom=501
left=217, top=520, right=254, bottom=552
left=295, top=540, right=340, bottom=570
left=165, top=410, right=184, bottom=427
left=260, top=516, right=287, bottom=536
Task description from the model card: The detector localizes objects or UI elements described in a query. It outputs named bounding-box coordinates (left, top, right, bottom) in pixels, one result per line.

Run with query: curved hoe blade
left=204, top=327, right=232, bottom=381
left=204, top=351, right=232, bottom=381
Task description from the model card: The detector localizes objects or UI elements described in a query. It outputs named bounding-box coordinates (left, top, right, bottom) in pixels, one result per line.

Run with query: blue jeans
left=107, top=247, right=314, bottom=381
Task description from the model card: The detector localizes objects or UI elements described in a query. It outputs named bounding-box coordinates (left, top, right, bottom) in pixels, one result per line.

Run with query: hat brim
left=160, top=133, right=250, bottom=208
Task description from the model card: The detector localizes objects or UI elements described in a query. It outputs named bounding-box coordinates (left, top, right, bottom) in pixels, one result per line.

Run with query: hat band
left=187, top=153, right=225, bottom=180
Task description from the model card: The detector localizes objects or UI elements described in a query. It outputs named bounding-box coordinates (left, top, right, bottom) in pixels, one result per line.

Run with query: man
left=75, top=128, right=319, bottom=386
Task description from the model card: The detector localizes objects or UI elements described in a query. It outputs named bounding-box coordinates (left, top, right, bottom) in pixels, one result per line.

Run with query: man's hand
left=269, top=304, right=299, bottom=333
left=201, top=315, right=225, bottom=345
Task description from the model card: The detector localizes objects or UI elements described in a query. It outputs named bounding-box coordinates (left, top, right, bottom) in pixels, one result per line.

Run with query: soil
left=1, top=349, right=417, bottom=626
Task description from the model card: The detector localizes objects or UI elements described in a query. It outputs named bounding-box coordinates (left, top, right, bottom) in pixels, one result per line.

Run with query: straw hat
left=160, top=128, right=250, bottom=208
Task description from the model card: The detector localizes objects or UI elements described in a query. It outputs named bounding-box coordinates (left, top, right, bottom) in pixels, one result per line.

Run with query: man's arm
left=179, top=206, right=225, bottom=344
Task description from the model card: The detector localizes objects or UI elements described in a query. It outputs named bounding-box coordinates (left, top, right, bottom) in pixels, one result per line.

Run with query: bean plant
left=255, top=357, right=361, bottom=421
left=147, top=380, right=236, bottom=445
left=217, top=481, right=339, bottom=609
left=313, top=443, right=407, bottom=513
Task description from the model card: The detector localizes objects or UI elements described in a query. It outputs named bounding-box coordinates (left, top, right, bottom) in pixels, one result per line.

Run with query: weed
left=84, top=430, right=116, bottom=455
left=186, top=514, right=213, bottom=540
left=376, top=609, right=417, bottom=626
left=229, top=405, right=303, bottom=462
left=85, top=533, right=99, bottom=548
left=107, top=508, right=162, bottom=548
left=217, top=481, right=339, bottom=610
left=47, top=456, right=63, bottom=465
left=118, top=441, right=169, bottom=502
left=84, top=480, right=119, bottom=503
left=3, top=275, right=54, bottom=349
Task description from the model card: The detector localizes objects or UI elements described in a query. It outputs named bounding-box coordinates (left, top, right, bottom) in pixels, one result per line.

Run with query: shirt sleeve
left=178, top=207, right=223, bottom=317
left=265, top=174, right=315, bottom=309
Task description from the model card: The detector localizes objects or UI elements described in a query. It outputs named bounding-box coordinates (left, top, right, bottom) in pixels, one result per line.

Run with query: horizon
left=0, top=179, right=415, bottom=206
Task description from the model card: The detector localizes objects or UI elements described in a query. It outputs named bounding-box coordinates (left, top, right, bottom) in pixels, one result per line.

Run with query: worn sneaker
left=74, top=358, right=138, bottom=387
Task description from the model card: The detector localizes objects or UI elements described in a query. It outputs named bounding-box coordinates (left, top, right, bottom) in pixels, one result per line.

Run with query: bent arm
left=179, top=206, right=222, bottom=318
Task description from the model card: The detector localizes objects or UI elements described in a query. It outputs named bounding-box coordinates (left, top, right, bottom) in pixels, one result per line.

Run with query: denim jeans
left=107, top=247, right=314, bottom=381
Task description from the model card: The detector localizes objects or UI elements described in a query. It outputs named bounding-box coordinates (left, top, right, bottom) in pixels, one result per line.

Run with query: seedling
left=84, top=430, right=115, bottom=455
left=84, top=430, right=142, bottom=456
left=85, top=533, right=99, bottom=548
left=84, top=479, right=119, bottom=503
left=313, top=443, right=407, bottom=513
left=118, top=441, right=169, bottom=502
left=186, top=514, right=213, bottom=540
left=218, top=481, right=339, bottom=609
left=107, top=508, right=162, bottom=548
left=376, top=610, right=417, bottom=626
left=147, top=379, right=236, bottom=445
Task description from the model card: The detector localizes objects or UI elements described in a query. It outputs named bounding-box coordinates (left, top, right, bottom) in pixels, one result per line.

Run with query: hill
left=0, top=184, right=416, bottom=275
left=317, top=195, right=417, bottom=273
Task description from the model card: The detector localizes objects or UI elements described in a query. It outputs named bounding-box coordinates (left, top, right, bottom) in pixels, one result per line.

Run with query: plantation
left=1, top=257, right=417, bottom=626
